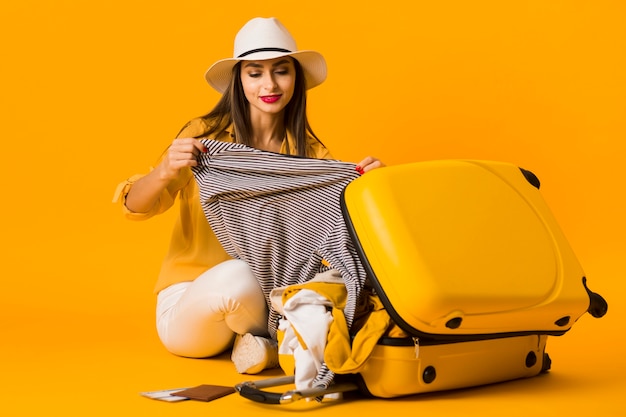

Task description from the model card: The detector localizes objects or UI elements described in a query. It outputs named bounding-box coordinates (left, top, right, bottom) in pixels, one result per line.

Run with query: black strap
left=237, top=47, right=291, bottom=58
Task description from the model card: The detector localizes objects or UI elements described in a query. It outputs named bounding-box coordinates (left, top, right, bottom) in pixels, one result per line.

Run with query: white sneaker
left=231, top=333, right=279, bottom=374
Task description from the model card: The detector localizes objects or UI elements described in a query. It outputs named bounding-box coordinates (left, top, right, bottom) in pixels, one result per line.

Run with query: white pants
left=156, top=259, right=269, bottom=358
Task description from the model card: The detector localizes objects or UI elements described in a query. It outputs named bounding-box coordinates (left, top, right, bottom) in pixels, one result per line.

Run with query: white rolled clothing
left=156, top=259, right=269, bottom=358
left=283, top=289, right=334, bottom=389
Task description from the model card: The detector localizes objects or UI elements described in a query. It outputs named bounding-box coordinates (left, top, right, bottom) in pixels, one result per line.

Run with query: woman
left=114, top=17, right=384, bottom=374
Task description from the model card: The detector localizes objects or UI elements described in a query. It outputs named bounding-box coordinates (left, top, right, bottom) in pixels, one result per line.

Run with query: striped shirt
left=192, top=139, right=367, bottom=386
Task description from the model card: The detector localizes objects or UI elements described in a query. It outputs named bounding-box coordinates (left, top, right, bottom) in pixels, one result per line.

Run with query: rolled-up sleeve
left=112, top=172, right=176, bottom=220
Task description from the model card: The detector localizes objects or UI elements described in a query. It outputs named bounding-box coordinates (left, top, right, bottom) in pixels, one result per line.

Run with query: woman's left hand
left=355, top=156, right=385, bottom=174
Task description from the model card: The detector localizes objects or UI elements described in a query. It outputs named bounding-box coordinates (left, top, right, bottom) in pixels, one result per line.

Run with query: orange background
left=1, top=1, right=624, bottom=416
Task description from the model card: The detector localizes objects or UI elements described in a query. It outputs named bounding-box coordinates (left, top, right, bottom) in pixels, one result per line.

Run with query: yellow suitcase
left=236, top=160, right=607, bottom=403
left=342, top=160, right=604, bottom=338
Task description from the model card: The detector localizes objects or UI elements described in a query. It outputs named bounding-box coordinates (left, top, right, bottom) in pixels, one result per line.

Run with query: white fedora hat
left=204, top=17, right=327, bottom=93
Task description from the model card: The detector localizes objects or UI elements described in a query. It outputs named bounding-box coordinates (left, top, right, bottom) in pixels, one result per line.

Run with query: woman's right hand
left=124, top=138, right=207, bottom=214
left=156, top=138, right=208, bottom=182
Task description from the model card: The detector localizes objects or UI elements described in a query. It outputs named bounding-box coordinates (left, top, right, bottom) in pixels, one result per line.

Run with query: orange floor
left=1, top=252, right=623, bottom=417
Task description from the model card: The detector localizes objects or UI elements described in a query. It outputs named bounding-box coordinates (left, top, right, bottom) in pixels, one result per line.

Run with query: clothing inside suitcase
left=234, top=159, right=607, bottom=404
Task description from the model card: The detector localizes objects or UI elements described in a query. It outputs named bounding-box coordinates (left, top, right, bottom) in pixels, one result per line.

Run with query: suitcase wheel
left=541, top=353, right=552, bottom=373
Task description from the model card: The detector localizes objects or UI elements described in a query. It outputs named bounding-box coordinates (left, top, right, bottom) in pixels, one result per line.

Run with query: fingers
left=159, top=138, right=207, bottom=180
left=170, top=138, right=207, bottom=156
left=170, top=138, right=207, bottom=162
left=355, top=156, right=386, bottom=174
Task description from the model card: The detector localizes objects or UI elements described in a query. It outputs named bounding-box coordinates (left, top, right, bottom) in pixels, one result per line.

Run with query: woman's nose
left=264, top=74, right=278, bottom=89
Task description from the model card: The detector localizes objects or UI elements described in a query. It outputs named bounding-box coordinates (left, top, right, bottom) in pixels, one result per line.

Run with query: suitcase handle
left=235, top=376, right=359, bottom=404
left=583, top=277, right=608, bottom=318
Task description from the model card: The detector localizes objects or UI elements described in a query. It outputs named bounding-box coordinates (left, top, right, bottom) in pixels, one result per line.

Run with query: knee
left=200, top=259, right=263, bottom=300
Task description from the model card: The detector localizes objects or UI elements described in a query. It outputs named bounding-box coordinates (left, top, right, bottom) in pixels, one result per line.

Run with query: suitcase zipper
left=413, top=337, right=420, bottom=358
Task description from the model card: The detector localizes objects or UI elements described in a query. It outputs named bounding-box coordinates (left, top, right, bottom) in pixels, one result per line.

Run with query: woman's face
left=240, top=56, right=296, bottom=117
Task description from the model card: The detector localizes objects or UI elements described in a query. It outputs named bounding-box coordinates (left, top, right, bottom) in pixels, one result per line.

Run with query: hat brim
left=204, top=50, right=327, bottom=94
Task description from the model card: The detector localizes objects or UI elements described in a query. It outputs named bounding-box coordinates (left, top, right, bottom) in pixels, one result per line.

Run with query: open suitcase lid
left=341, top=160, right=607, bottom=342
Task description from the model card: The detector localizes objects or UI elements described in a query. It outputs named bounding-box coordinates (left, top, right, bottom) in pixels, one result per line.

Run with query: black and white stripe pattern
left=192, top=139, right=367, bottom=387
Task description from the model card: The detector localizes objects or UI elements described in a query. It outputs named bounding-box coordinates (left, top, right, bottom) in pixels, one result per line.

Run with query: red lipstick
left=260, top=95, right=281, bottom=103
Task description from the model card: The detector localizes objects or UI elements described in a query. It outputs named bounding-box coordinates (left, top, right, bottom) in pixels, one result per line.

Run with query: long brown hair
left=195, top=58, right=324, bottom=157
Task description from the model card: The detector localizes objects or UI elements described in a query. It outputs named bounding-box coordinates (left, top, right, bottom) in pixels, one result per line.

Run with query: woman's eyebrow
left=271, top=59, right=291, bottom=67
left=243, top=59, right=291, bottom=69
